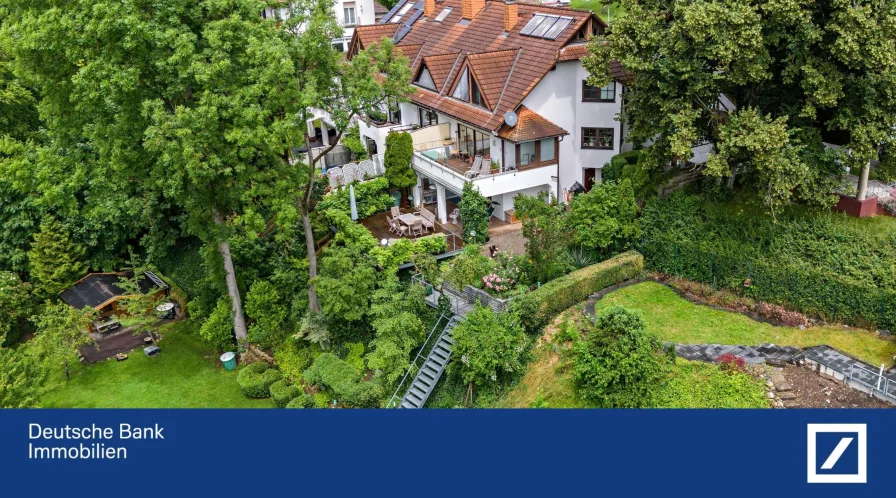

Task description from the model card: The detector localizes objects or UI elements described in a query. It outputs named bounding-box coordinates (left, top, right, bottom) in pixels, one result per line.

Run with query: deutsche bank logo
left=807, top=424, right=867, bottom=484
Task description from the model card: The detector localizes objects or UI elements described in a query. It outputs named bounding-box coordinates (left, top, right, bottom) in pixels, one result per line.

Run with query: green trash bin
left=391, top=191, right=401, bottom=207
left=220, top=352, right=237, bottom=371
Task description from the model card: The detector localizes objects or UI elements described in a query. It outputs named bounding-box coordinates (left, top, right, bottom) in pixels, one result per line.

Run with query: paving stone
left=779, top=392, right=797, bottom=400
left=783, top=400, right=801, bottom=408
left=776, top=382, right=793, bottom=392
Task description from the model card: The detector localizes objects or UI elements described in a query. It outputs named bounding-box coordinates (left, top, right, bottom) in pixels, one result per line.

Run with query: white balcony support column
left=436, top=183, right=448, bottom=224
left=306, top=119, right=314, bottom=138
left=321, top=121, right=329, bottom=146
left=414, top=174, right=424, bottom=208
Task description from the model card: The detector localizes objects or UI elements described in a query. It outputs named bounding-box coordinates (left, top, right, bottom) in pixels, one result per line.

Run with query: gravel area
left=776, top=365, right=892, bottom=408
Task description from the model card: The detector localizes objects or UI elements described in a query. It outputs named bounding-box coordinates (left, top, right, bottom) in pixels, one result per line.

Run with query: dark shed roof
left=60, top=271, right=168, bottom=310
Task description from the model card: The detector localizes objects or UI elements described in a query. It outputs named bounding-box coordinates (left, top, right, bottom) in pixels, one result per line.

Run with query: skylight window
left=390, top=2, right=415, bottom=23
left=520, top=14, right=574, bottom=40
left=434, top=7, right=452, bottom=22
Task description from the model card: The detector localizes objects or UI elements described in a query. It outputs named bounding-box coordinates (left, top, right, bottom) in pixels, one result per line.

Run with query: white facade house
left=263, top=0, right=376, bottom=51
left=350, top=0, right=629, bottom=224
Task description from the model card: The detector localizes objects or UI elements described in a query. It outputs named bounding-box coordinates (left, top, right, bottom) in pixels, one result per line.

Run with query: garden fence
left=637, top=238, right=896, bottom=332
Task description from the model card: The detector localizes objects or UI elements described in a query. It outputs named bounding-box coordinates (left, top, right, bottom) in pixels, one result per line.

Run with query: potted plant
left=490, top=160, right=500, bottom=174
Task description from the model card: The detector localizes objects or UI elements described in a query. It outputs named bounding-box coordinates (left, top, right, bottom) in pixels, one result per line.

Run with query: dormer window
left=450, top=67, right=488, bottom=109
left=471, top=79, right=484, bottom=107
left=414, top=65, right=436, bottom=91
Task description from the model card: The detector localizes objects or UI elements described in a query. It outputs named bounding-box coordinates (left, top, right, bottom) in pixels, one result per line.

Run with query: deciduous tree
left=585, top=0, right=896, bottom=211
left=32, top=302, right=95, bottom=380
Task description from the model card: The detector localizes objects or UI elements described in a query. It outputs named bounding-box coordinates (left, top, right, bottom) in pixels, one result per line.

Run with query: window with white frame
left=344, top=3, right=356, bottom=27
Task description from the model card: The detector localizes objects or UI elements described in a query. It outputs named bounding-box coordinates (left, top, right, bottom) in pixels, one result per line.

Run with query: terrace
left=359, top=205, right=465, bottom=255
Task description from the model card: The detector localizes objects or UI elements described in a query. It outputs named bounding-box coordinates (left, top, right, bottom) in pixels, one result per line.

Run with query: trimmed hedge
left=237, top=362, right=283, bottom=399
left=270, top=379, right=301, bottom=408
left=303, top=353, right=380, bottom=407
left=639, top=238, right=896, bottom=331
left=285, top=394, right=315, bottom=409
left=527, top=251, right=645, bottom=324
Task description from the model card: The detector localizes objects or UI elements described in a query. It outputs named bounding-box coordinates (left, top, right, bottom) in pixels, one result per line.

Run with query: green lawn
left=591, top=282, right=896, bottom=366
left=570, top=0, right=625, bottom=23
left=496, top=281, right=896, bottom=408
left=40, top=321, right=272, bottom=408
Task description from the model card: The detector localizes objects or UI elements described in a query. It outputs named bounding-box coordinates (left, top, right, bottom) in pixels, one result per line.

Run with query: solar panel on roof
left=543, top=17, right=572, bottom=39
left=394, top=9, right=423, bottom=42
left=520, top=13, right=574, bottom=39
left=519, top=14, right=547, bottom=36
left=530, top=15, right=559, bottom=38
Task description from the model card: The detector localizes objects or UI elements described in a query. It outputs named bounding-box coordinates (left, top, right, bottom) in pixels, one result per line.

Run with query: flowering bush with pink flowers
left=480, top=252, right=526, bottom=298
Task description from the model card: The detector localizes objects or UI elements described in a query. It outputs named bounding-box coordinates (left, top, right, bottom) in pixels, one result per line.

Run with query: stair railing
left=387, top=312, right=448, bottom=408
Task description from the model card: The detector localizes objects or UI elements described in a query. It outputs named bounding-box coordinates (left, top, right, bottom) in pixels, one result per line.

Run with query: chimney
left=461, top=0, right=485, bottom=20
left=503, top=1, right=518, bottom=32
left=424, top=0, right=436, bottom=18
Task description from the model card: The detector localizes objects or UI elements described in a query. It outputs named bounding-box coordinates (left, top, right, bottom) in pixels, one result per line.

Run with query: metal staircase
left=387, top=314, right=459, bottom=408
left=399, top=316, right=458, bottom=408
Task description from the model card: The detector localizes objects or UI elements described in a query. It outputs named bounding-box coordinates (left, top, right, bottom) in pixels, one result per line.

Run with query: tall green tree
left=366, top=275, right=426, bottom=386
left=2, top=0, right=307, bottom=347
left=32, top=302, right=95, bottom=380
left=568, top=179, right=641, bottom=253
left=0, top=344, right=46, bottom=408
left=0, top=271, right=34, bottom=346
left=282, top=0, right=414, bottom=314
left=458, top=182, right=489, bottom=244
left=383, top=131, right=416, bottom=194
left=585, top=0, right=896, bottom=212
left=451, top=304, right=528, bottom=404
left=27, top=216, right=87, bottom=298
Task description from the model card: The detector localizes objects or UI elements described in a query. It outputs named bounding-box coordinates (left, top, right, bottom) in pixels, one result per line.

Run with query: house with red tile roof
left=264, top=0, right=377, bottom=52
left=348, top=0, right=629, bottom=224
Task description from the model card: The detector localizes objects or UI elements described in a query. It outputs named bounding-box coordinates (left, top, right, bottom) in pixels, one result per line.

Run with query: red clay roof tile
left=497, top=105, right=568, bottom=142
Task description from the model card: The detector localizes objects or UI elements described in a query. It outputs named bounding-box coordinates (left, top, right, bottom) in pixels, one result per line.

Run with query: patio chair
left=411, top=219, right=424, bottom=237
left=420, top=209, right=435, bottom=232
left=390, top=206, right=401, bottom=218
left=387, top=216, right=396, bottom=234
left=394, top=219, right=409, bottom=237
left=464, top=156, right=484, bottom=179
left=449, top=208, right=460, bottom=225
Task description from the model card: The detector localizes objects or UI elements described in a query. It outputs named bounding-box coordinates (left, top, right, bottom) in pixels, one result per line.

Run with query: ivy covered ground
left=40, top=321, right=272, bottom=408
left=496, top=282, right=896, bottom=408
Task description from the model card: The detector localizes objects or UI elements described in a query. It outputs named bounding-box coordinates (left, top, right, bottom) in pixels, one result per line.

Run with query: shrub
left=384, top=131, right=415, bottom=191
left=459, top=182, right=489, bottom=244
left=270, top=379, right=301, bottom=408
left=528, top=251, right=644, bottom=324
left=317, top=177, right=394, bottom=218
left=274, top=338, right=322, bottom=381
left=717, top=353, right=747, bottom=373
left=451, top=305, right=529, bottom=394
left=573, top=306, right=666, bottom=407
left=245, top=280, right=289, bottom=350
left=639, top=193, right=896, bottom=330
left=344, top=342, right=365, bottom=373
left=199, top=298, right=235, bottom=352
left=303, top=353, right=381, bottom=407
left=664, top=343, right=677, bottom=364
left=285, top=394, right=315, bottom=409
left=603, top=150, right=641, bottom=181
left=237, top=362, right=281, bottom=398
left=508, top=292, right=545, bottom=335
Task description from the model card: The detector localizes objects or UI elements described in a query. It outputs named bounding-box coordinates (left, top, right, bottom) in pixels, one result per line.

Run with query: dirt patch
left=778, top=365, right=891, bottom=408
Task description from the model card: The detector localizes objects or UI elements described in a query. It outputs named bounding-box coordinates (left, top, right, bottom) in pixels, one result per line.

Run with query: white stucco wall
left=521, top=60, right=624, bottom=194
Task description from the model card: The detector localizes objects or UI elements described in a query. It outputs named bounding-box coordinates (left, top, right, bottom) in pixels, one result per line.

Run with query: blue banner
left=0, top=409, right=891, bottom=496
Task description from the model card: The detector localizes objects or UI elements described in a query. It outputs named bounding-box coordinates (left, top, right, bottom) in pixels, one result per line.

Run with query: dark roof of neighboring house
left=350, top=0, right=610, bottom=133
left=497, top=105, right=568, bottom=142
left=60, top=271, right=169, bottom=310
